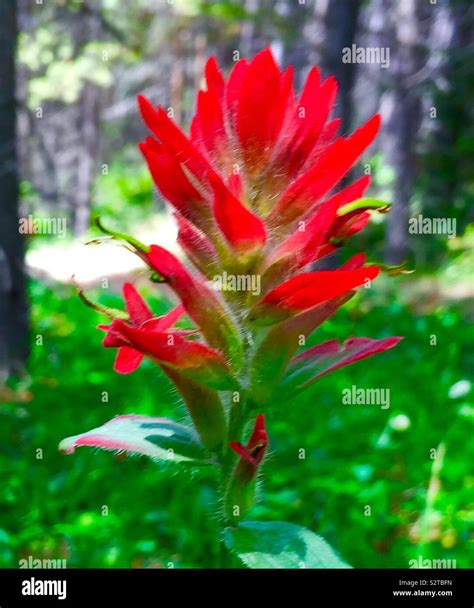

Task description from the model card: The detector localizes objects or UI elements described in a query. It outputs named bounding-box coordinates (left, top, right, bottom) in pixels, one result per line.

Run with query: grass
left=0, top=278, right=472, bottom=568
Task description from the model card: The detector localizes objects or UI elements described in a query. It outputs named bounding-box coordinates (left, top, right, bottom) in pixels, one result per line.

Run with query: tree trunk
left=0, top=0, right=29, bottom=383
left=74, top=81, right=101, bottom=235
left=324, top=0, right=361, bottom=133
left=379, top=0, right=426, bottom=264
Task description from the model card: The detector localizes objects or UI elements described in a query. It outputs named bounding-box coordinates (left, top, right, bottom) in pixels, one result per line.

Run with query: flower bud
left=225, top=414, right=268, bottom=520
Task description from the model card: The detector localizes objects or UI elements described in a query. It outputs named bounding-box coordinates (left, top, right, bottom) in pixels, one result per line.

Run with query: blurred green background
left=0, top=0, right=473, bottom=568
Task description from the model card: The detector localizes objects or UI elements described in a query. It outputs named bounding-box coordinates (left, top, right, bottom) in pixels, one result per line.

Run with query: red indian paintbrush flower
left=61, top=48, right=402, bottom=526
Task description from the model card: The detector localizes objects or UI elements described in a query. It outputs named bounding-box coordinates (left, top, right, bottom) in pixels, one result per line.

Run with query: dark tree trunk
left=281, top=0, right=312, bottom=89
left=383, top=87, right=421, bottom=264
left=324, top=0, right=361, bottom=133
left=379, top=0, right=427, bottom=264
left=73, top=81, right=101, bottom=235
left=0, top=0, right=29, bottom=383
left=73, top=8, right=102, bottom=235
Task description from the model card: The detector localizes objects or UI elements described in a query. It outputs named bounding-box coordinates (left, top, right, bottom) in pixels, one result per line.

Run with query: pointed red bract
left=139, top=138, right=214, bottom=237
left=236, top=50, right=289, bottom=171
left=289, top=336, right=403, bottom=388
left=105, top=320, right=236, bottom=390
left=176, top=212, right=218, bottom=274
left=270, top=114, right=380, bottom=225
left=229, top=414, right=268, bottom=473
left=284, top=72, right=338, bottom=175
left=146, top=245, right=241, bottom=360
left=114, top=345, right=143, bottom=374
left=249, top=266, right=380, bottom=325
left=205, top=56, right=225, bottom=98
left=122, top=283, right=152, bottom=326
left=211, top=174, right=267, bottom=255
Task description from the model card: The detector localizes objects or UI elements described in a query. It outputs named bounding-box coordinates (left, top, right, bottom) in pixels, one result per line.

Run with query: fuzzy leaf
left=224, top=521, right=350, bottom=568
left=285, top=336, right=403, bottom=389
left=59, top=415, right=211, bottom=464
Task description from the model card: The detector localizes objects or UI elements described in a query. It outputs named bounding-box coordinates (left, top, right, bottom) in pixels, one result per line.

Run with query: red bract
left=137, top=52, right=381, bottom=268
left=226, top=414, right=269, bottom=517
left=99, top=282, right=184, bottom=374
left=63, top=48, right=403, bottom=522
left=229, top=414, right=268, bottom=474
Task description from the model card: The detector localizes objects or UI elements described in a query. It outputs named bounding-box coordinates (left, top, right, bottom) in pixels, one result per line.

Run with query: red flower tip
left=229, top=414, right=268, bottom=468
left=122, top=283, right=153, bottom=326
left=204, top=56, right=225, bottom=96
left=210, top=173, right=267, bottom=255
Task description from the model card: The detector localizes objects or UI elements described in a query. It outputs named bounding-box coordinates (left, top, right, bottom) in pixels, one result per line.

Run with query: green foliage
left=19, top=27, right=128, bottom=106
left=224, top=521, right=350, bottom=568
left=199, top=1, right=248, bottom=21
left=93, top=152, right=154, bottom=224
left=0, top=279, right=472, bottom=567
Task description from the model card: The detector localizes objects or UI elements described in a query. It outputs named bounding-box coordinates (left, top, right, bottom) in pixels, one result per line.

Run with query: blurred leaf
left=224, top=521, right=350, bottom=568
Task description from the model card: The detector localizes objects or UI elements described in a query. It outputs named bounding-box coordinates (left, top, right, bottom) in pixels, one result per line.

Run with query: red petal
left=340, top=253, right=366, bottom=270
left=139, top=138, right=208, bottom=224
left=114, top=346, right=144, bottom=374
left=122, top=283, right=153, bottom=326
left=113, top=322, right=236, bottom=390
left=176, top=213, right=218, bottom=274
left=211, top=175, right=267, bottom=255
left=102, top=321, right=130, bottom=348
left=248, top=413, right=267, bottom=450
left=225, top=59, right=249, bottom=120
left=327, top=175, right=371, bottom=211
left=142, top=304, right=185, bottom=333
left=236, top=49, right=287, bottom=170
left=287, top=73, right=338, bottom=174
left=138, top=96, right=212, bottom=185
left=195, top=88, right=226, bottom=160
left=227, top=172, right=243, bottom=198
left=249, top=266, right=380, bottom=325
left=309, top=176, right=372, bottom=258
left=229, top=441, right=255, bottom=465
left=311, top=117, right=341, bottom=160
left=271, top=114, right=380, bottom=225
left=265, top=196, right=338, bottom=272
left=232, top=413, right=268, bottom=468
left=205, top=56, right=225, bottom=98
left=146, top=245, right=240, bottom=358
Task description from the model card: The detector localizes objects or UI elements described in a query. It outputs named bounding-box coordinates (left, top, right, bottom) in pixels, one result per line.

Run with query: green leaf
left=59, top=415, right=212, bottom=464
left=224, top=521, right=351, bottom=568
